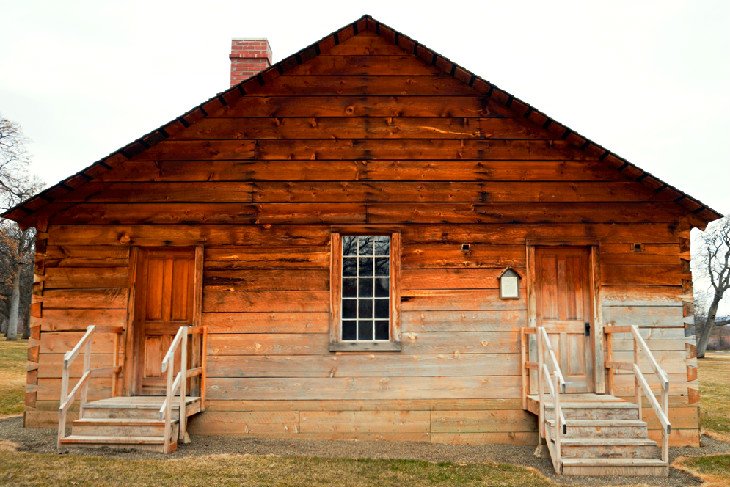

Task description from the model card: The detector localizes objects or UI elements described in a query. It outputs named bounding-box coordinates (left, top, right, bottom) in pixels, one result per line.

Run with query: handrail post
left=79, top=331, right=92, bottom=419
left=662, top=378, right=669, bottom=463
left=111, top=329, right=119, bottom=397
left=520, top=328, right=528, bottom=410
left=536, top=327, right=545, bottom=443
left=179, top=326, right=188, bottom=443
left=201, top=326, right=208, bottom=411
left=605, top=327, right=614, bottom=396
left=633, top=331, right=642, bottom=421
left=163, top=356, right=174, bottom=453
left=57, top=354, right=70, bottom=449
left=553, top=371, right=562, bottom=468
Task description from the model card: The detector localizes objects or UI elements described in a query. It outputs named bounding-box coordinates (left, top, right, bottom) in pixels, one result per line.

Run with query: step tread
left=558, top=438, right=658, bottom=446
left=60, top=435, right=165, bottom=445
left=544, top=402, right=637, bottom=409
left=85, top=396, right=200, bottom=410
left=73, top=418, right=177, bottom=426
left=562, top=458, right=666, bottom=466
left=547, top=419, right=646, bottom=427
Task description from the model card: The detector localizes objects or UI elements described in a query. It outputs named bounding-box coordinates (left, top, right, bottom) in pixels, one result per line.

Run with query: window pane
left=340, top=234, right=392, bottom=343
left=375, top=299, right=389, bottom=318
left=358, top=278, right=373, bottom=297
left=358, top=299, right=373, bottom=318
left=358, top=258, right=373, bottom=277
left=375, top=278, right=389, bottom=297
left=358, top=321, right=373, bottom=340
left=343, top=236, right=357, bottom=256
left=358, top=236, right=373, bottom=255
left=342, top=321, right=357, bottom=340
left=374, top=236, right=390, bottom=256
left=374, top=258, right=389, bottom=276
left=375, top=321, right=389, bottom=340
left=343, top=278, right=357, bottom=297
left=342, top=299, right=357, bottom=319
left=343, top=257, right=357, bottom=277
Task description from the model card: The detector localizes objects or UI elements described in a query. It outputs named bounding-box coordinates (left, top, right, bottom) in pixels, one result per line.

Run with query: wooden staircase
left=57, top=325, right=207, bottom=453
left=527, top=393, right=667, bottom=476
left=521, top=325, right=672, bottom=477
left=59, top=396, right=201, bottom=453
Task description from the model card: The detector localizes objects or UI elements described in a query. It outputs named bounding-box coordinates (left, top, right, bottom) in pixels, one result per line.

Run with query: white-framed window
left=329, top=232, right=401, bottom=351
left=341, top=235, right=391, bottom=341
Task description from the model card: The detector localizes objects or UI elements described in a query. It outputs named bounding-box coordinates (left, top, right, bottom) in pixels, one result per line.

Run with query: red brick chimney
left=230, top=38, right=272, bottom=86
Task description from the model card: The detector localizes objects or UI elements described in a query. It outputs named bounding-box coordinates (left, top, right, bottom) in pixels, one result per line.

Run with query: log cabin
left=2, top=15, right=723, bottom=476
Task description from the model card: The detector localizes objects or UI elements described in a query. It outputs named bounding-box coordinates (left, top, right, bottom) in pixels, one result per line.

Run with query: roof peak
left=1, top=14, right=721, bottom=227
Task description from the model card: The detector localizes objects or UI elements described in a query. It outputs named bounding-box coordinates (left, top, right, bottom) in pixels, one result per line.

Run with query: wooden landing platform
left=84, top=396, right=201, bottom=417
left=526, top=393, right=627, bottom=416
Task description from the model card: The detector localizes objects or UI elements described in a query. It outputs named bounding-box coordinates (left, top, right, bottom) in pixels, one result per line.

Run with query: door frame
left=122, top=245, right=204, bottom=396
left=525, top=241, right=605, bottom=394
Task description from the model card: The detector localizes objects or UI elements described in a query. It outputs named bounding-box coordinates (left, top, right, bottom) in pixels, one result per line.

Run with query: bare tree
left=694, top=216, right=730, bottom=358
left=0, top=115, right=43, bottom=340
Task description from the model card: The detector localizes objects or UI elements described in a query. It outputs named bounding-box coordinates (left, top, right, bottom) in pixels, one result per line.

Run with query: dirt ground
left=2, top=415, right=729, bottom=486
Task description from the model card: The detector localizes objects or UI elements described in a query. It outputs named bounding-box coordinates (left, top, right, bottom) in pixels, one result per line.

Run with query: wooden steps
left=561, top=458, right=668, bottom=476
left=58, top=396, right=200, bottom=453
left=529, top=393, right=668, bottom=477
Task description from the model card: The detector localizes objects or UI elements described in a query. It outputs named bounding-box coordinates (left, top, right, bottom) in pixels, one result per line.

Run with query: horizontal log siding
left=26, top=31, right=697, bottom=445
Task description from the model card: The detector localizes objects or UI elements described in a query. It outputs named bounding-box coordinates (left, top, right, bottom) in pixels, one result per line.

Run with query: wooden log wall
left=25, top=31, right=699, bottom=445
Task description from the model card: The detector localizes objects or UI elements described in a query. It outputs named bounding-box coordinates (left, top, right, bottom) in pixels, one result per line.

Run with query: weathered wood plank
left=47, top=224, right=330, bottom=247
left=203, top=290, right=330, bottom=313
left=44, top=267, right=129, bottom=289
left=206, top=376, right=521, bottom=400
left=207, top=333, right=328, bottom=355
left=42, top=289, right=127, bottom=309
left=603, top=305, right=684, bottom=327
left=401, top=310, right=526, bottom=332
left=38, top=309, right=127, bottom=331
left=251, top=75, right=474, bottom=95
left=430, top=410, right=536, bottom=433
left=198, top=398, right=524, bottom=412
left=204, top=269, right=328, bottom=290
left=136, top=139, right=592, bottom=161
left=217, top=96, right=487, bottom=118
left=205, top=247, right=329, bottom=270
left=202, top=312, right=330, bottom=334
left=207, top=353, right=520, bottom=378
left=182, top=117, right=544, bottom=140
left=299, top=410, right=431, bottom=434
left=93, top=160, right=623, bottom=183
left=39, top=332, right=116, bottom=353
left=281, top=55, right=441, bottom=76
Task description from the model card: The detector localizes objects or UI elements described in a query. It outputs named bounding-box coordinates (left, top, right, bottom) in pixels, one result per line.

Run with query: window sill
left=328, top=341, right=402, bottom=352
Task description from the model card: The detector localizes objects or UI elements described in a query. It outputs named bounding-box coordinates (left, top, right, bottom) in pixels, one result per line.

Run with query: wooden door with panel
left=534, top=246, right=595, bottom=393
left=133, top=248, right=195, bottom=395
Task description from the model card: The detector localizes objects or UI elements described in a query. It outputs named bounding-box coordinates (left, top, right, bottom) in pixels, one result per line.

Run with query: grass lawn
left=0, top=338, right=27, bottom=417
left=678, top=352, right=730, bottom=486
left=0, top=450, right=554, bottom=487
left=698, top=352, right=730, bottom=439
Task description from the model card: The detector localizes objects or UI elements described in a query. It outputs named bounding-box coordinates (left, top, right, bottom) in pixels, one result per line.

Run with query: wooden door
left=133, top=248, right=195, bottom=395
left=534, top=247, right=594, bottom=393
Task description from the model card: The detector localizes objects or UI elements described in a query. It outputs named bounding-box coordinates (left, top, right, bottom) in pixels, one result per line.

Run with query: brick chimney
left=230, top=38, right=272, bottom=86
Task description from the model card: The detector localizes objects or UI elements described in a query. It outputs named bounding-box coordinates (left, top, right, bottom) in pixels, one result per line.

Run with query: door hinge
left=584, top=322, right=591, bottom=337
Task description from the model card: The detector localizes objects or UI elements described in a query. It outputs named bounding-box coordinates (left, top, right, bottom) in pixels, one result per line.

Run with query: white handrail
left=57, top=325, right=124, bottom=450
left=160, top=326, right=188, bottom=453
left=630, top=326, right=671, bottom=464
left=604, top=324, right=671, bottom=465
left=538, top=327, right=566, bottom=393
left=535, top=326, right=568, bottom=472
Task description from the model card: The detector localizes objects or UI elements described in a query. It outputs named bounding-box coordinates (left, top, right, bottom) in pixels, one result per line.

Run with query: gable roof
left=2, top=14, right=722, bottom=228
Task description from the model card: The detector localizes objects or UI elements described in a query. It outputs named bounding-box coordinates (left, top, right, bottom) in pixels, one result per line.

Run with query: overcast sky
left=1, top=1, right=729, bottom=311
